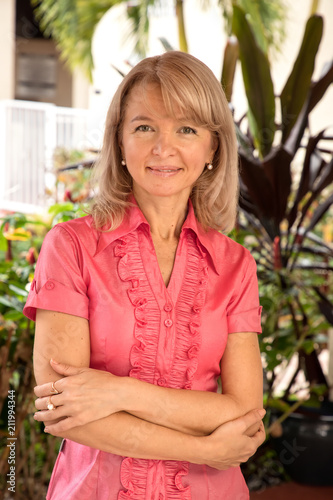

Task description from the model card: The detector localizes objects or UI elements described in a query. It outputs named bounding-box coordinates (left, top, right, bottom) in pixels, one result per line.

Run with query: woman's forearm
left=35, top=363, right=261, bottom=438
left=120, top=378, right=244, bottom=436
left=119, top=331, right=263, bottom=436
left=47, top=408, right=266, bottom=472
left=53, top=410, right=203, bottom=463
left=34, top=329, right=263, bottom=438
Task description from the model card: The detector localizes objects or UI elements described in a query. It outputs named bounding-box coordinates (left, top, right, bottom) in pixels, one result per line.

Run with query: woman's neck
left=133, top=190, right=189, bottom=241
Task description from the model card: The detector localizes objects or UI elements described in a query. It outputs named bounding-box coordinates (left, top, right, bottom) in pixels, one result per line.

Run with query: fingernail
left=258, top=409, right=266, bottom=418
left=44, top=428, right=49, bottom=433
left=50, top=359, right=59, bottom=364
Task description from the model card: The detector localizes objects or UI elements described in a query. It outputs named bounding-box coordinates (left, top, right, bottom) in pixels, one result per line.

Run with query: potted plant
left=226, top=6, right=333, bottom=486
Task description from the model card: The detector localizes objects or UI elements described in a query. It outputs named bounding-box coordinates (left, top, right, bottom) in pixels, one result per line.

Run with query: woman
left=24, top=51, right=265, bottom=499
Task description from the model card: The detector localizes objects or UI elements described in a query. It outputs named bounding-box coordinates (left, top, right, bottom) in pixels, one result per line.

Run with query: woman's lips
left=147, top=167, right=182, bottom=177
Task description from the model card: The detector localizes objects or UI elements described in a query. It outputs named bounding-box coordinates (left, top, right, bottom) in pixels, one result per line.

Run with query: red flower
left=26, top=247, right=37, bottom=265
left=64, top=189, right=73, bottom=202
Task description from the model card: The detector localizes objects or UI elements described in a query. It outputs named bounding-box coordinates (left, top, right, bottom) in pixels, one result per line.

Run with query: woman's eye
left=135, top=125, right=151, bottom=132
left=180, top=126, right=197, bottom=135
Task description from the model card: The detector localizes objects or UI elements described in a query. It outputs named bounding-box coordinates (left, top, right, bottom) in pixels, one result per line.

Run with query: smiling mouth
left=147, top=167, right=182, bottom=177
left=157, top=169, right=175, bottom=172
left=147, top=167, right=181, bottom=172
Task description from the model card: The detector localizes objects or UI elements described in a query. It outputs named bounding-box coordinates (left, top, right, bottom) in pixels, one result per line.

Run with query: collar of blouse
left=94, top=197, right=222, bottom=275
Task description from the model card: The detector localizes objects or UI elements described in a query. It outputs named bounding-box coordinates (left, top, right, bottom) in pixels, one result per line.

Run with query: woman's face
left=119, top=83, right=216, bottom=203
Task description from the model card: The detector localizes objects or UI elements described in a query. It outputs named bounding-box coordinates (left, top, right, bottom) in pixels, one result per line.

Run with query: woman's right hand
left=200, top=409, right=266, bottom=470
left=34, top=360, right=125, bottom=434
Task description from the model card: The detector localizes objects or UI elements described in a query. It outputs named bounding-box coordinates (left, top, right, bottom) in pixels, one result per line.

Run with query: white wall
left=72, top=68, right=90, bottom=109
left=0, top=0, right=15, bottom=100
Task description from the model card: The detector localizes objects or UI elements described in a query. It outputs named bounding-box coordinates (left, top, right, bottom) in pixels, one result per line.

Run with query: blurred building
left=0, top=0, right=90, bottom=212
left=0, top=0, right=89, bottom=107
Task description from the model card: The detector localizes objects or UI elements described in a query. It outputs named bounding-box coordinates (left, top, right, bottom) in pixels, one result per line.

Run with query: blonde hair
left=89, top=51, right=238, bottom=232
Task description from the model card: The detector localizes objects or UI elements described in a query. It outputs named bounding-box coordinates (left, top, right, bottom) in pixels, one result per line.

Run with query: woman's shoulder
left=208, top=228, right=252, bottom=258
left=202, top=228, right=255, bottom=275
left=44, top=215, right=97, bottom=248
left=51, top=214, right=94, bottom=232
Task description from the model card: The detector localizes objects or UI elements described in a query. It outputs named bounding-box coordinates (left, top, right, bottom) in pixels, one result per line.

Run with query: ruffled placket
left=114, top=229, right=209, bottom=500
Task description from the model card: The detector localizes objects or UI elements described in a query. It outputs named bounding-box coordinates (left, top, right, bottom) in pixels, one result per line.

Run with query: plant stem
left=175, top=0, right=188, bottom=52
left=5, top=240, right=12, bottom=262
left=310, top=0, right=320, bottom=15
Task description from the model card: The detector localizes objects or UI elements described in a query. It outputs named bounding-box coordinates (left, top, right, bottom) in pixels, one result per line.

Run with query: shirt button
left=164, top=319, right=173, bottom=328
left=164, top=303, right=173, bottom=312
left=45, top=280, right=55, bottom=290
left=157, top=378, right=167, bottom=386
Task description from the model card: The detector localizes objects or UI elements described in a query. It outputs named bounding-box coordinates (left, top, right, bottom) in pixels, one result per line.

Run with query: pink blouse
left=24, top=199, right=262, bottom=500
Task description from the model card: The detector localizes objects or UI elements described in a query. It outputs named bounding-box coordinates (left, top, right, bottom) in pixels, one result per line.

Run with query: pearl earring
left=121, top=159, right=126, bottom=166
left=207, top=163, right=213, bottom=170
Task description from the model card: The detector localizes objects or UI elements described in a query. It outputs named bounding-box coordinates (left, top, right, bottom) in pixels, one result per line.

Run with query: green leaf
left=126, top=0, right=152, bottom=57
left=287, top=130, right=326, bottom=229
left=284, top=62, right=333, bottom=157
left=308, top=60, right=333, bottom=113
left=8, top=284, right=28, bottom=297
left=32, top=0, right=119, bottom=81
left=238, top=155, right=275, bottom=219
left=261, top=146, right=293, bottom=225
left=302, top=339, right=315, bottom=354
left=48, top=202, right=75, bottom=216
left=221, top=0, right=287, bottom=56
left=221, top=36, right=239, bottom=102
left=158, top=37, right=176, bottom=52
left=110, top=64, right=127, bottom=79
left=292, top=163, right=333, bottom=244
left=306, top=191, right=333, bottom=233
left=232, top=5, right=275, bottom=158
left=4, top=310, right=24, bottom=321
left=281, top=15, right=323, bottom=142
left=237, top=0, right=268, bottom=54
left=0, top=297, right=17, bottom=308
left=234, top=124, right=254, bottom=161
left=0, top=231, right=7, bottom=252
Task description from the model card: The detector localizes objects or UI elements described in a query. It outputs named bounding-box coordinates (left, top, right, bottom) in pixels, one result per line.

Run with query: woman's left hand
left=34, top=359, right=125, bottom=433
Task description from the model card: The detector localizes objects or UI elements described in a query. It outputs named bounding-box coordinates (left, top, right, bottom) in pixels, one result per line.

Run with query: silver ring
left=50, top=381, right=59, bottom=394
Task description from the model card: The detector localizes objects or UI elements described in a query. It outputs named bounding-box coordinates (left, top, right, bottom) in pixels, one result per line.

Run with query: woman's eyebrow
left=130, top=115, right=153, bottom=123
left=130, top=114, right=196, bottom=124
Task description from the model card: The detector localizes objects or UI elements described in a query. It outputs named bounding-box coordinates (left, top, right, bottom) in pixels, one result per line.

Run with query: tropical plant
left=31, top=0, right=115, bottom=81
left=31, top=0, right=287, bottom=81
left=53, top=147, right=96, bottom=203
left=220, top=0, right=287, bottom=57
left=0, top=203, right=87, bottom=499
left=225, top=5, right=333, bottom=488
left=229, top=6, right=333, bottom=414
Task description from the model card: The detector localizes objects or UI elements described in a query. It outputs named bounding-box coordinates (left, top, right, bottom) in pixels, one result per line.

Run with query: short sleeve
left=226, top=254, right=262, bottom=334
left=23, top=225, right=89, bottom=321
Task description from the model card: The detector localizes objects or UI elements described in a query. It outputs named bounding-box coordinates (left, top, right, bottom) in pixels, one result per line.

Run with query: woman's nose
left=152, top=132, right=176, bottom=156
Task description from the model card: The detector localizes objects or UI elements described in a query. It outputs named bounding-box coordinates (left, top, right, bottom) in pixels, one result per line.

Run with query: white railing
left=0, top=100, right=89, bottom=213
